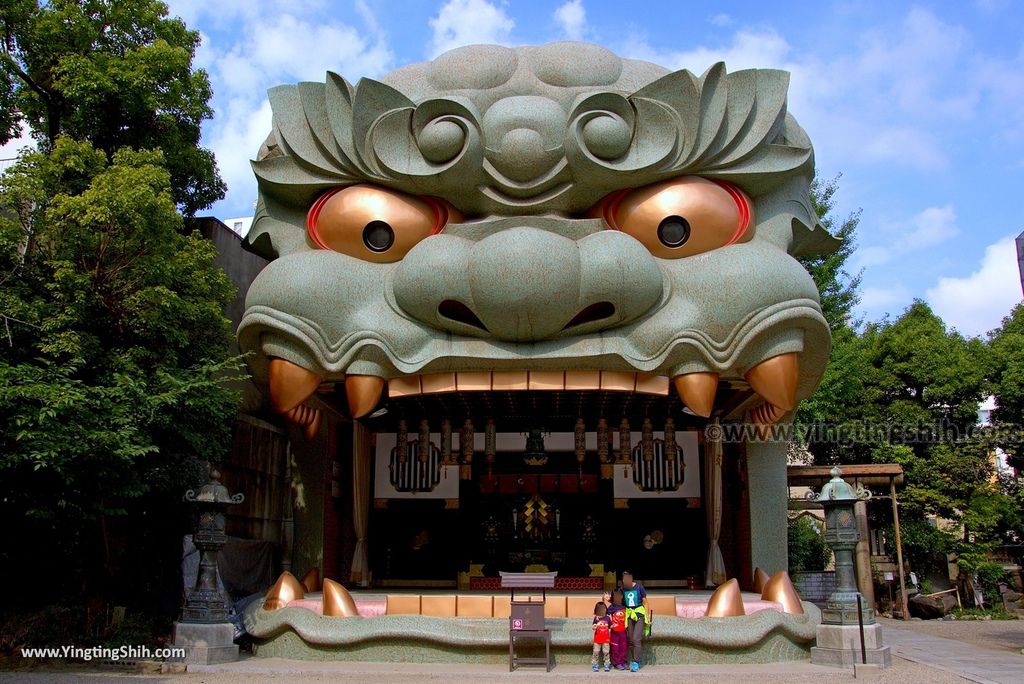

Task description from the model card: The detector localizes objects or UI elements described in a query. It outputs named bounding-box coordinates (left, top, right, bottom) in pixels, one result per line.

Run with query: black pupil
left=363, top=220, right=395, bottom=252
left=657, top=215, right=690, bottom=248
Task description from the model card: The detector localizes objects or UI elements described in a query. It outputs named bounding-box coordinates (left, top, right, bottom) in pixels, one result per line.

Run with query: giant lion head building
left=234, top=42, right=834, bottom=662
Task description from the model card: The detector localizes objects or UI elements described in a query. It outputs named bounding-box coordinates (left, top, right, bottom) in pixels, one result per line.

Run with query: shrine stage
left=244, top=590, right=820, bottom=664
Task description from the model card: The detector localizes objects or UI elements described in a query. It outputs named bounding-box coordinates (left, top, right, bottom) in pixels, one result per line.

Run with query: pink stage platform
left=282, top=591, right=783, bottom=619
left=674, top=592, right=783, bottom=618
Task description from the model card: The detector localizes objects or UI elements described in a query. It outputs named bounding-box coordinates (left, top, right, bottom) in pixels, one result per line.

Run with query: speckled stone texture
left=238, top=41, right=835, bottom=396
left=244, top=600, right=820, bottom=664
left=746, top=438, right=790, bottom=575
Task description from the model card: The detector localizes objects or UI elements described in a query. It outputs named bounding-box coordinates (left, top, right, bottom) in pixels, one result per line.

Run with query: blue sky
left=163, top=0, right=1024, bottom=337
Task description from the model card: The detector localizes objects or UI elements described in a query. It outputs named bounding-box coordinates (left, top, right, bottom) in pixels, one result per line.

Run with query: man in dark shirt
left=620, top=570, right=648, bottom=671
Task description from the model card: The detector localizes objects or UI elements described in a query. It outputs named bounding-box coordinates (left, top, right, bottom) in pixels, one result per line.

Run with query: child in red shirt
left=592, top=602, right=612, bottom=672
left=607, top=589, right=628, bottom=670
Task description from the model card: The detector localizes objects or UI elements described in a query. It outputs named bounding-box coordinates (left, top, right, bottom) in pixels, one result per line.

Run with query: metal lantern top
left=815, top=466, right=870, bottom=504
left=184, top=468, right=245, bottom=506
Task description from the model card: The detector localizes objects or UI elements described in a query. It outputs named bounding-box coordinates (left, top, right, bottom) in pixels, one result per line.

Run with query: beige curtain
left=705, top=418, right=727, bottom=587
left=350, top=423, right=371, bottom=586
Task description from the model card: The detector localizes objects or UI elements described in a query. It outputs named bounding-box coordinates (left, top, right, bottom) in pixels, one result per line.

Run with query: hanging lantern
left=441, top=418, right=452, bottom=463
left=485, top=418, right=496, bottom=462
left=597, top=418, right=610, bottom=463
left=460, top=419, right=474, bottom=480
left=461, top=419, right=474, bottom=463
left=397, top=420, right=408, bottom=464
left=419, top=419, right=430, bottom=463
left=664, top=417, right=677, bottom=461
left=618, top=418, right=631, bottom=463
left=574, top=418, right=586, bottom=464
left=642, top=418, right=654, bottom=462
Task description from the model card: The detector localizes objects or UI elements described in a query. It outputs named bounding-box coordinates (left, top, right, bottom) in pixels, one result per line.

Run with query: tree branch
left=0, top=51, right=50, bottom=104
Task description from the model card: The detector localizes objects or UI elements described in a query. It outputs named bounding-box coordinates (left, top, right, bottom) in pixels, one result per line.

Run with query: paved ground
left=2, top=619, right=1023, bottom=683
left=0, top=657, right=972, bottom=683
left=880, top=617, right=1024, bottom=684
left=879, top=616, right=1024, bottom=654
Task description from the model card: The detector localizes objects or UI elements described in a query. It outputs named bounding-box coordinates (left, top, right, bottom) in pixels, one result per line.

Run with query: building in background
left=1017, top=230, right=1024, bottom=296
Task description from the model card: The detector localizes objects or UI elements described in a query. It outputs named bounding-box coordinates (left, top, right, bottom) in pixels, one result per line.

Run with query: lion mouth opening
left=266, top=355, right=798, bottom=437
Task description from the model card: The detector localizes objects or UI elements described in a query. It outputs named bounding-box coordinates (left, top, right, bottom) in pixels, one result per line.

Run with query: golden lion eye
left=306, top=184, right=461, bottom=263
left=595, top=177, right=754, bottom=259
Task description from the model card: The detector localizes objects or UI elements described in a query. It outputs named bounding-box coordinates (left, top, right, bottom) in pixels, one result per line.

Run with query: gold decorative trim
left=387, top=370, right=670, bottom=398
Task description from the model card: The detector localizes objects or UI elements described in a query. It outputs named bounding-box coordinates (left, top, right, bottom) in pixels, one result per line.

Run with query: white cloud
left=206, top=99, right=274, bottom=215
left=927, top=236, right=1023, bottom=337
left=855, top=205, right=959, bottom=268
left=854, top=8, right=977, bottom=119
left=554, top=0, right=587, bottom=41
left=709, top=13, right=733, bottom=28
left=620, top=8, right=991, bottom=173
left=428, top=0, right=515, bottom=58
left=859, top=284, right=912, bottom=313
left=623, top=28, right=791, bottom=72
left=163, top=1, right=394, bottom=217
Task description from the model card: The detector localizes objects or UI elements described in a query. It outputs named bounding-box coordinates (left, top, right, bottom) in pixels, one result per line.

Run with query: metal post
left=857, top=594, right=867, bottom=664
left=890, top=477, right=909, bottom=621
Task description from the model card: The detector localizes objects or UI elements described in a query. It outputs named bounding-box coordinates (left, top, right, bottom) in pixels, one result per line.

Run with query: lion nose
left=392, top=227, right=663, bottom=342
left=467, top=228, right=581, bottom=340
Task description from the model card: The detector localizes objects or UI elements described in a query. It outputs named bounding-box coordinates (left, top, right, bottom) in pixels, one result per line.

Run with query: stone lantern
left=172, top=467, right=244, bottom=664
left=810, top=467, right=891, bottom=668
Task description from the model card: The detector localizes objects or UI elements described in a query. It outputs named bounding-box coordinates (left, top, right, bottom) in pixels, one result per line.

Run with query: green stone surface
left=244, top=600, right=820, bottom=664
left=238, top=41, right=835, bottom=395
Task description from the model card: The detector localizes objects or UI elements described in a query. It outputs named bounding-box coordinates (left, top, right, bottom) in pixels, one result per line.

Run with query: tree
left=988, top=304, right=1024, bottom=472
left=0, top=0, right=225, bottom=215
left=798, top=176, right=862, bottom=332
left=0, top=140, right=239, bottom=608
left=788, top=515, right=830, bottom=573
left=0, top=2, right=238, bottom=614
left=794, top=177, right=871, bottom=463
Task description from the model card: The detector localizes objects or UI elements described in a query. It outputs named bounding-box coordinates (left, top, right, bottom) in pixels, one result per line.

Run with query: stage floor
left=288, top=589, right=785, bottom=619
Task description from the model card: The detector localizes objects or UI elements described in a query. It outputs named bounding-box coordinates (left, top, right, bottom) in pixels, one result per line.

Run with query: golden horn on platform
left=345, top=375, right=386, bottom=418
left=263, top=571, right=305, bottom=611
left=300, top=567, right=320, bottom=593
left=269, top=358, right=322, bottom=413
left=761, top=571, right=805, bottom=615
left=322, top=578, right=360, bottom=617
left=673, top=372, right=719, bottom=418
left=753, top=567, right=770, bottom=594
left=744, top=352, right=799, bottom=411
left=705, top=578, right=746, bottom=617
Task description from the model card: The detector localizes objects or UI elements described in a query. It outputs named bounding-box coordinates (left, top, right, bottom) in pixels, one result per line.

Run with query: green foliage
left=0, top=3, right=239, bottom=612
left=0, top=0, right=224, bottom=214
left=788, top=515, right=831, bottom=573
left=977, top=561, right=1010, bottom=599
left=794, top=177, right=872, bottom=463
left=798, top=176, right=862, bottom=332
left=890, top=519, right=951, bottom=579
left=0, top=139, right=240, bottom=604
left=988, top=304, right=1024, bottom=471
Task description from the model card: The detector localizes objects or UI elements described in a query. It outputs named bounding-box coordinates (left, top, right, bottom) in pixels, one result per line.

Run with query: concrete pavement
left=881, top=619, right=1024, bottom=684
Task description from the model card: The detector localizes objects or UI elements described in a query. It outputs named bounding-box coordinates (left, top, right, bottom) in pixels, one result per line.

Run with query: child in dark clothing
left=607, top=590, right=628, bottom=670
left=591, top=602, right=611, bottom=672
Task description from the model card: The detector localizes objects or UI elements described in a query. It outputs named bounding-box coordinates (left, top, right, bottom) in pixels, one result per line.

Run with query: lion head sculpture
left=238, top=42, right=836, bottom=434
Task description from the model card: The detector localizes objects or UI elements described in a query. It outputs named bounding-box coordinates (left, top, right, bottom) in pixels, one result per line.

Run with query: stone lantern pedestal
left=172, top=468, right=244, bottom=665
left=810, top=467, right=891, bottom=669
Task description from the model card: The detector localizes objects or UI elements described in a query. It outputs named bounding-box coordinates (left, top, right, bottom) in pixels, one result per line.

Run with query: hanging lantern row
left=391, top=416, right=687, bottom=490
